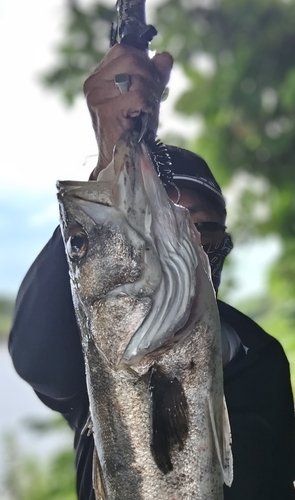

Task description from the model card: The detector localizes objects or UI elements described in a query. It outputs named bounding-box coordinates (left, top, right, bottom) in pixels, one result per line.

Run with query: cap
left=166, top=145, right=226, bottom=209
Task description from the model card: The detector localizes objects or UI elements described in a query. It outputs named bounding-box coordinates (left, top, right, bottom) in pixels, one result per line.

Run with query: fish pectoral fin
left=92, top=446, right=107, bottom=500
left=148, top=364, right=189, bottom=475
left=208, top=395, right=233, bottom=487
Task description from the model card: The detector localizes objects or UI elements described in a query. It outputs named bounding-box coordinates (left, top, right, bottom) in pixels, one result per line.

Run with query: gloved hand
left=83, top=44, right=173, bottom=177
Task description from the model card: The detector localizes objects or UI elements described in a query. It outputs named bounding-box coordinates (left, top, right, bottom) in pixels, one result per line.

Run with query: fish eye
left=67, top=230, right=88, bottom=261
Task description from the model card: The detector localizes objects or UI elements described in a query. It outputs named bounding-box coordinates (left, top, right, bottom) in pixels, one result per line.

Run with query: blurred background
left=1, top=0, right=295, bottom=497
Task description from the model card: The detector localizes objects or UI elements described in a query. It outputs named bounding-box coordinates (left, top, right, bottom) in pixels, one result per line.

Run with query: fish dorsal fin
left=148, top=364, right=189, bottom=474
left=208, top=395, right=233, bottom=487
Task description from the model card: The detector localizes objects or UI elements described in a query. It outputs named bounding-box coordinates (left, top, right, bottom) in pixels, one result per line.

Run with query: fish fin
left=222, top=397, right=234, bottom=486
left=81, top=412, right=93, bottom=437
left=148, top=364, right=189, bottom=475
left=208, top=395, right=233, bottom=487
left=92, top=446, right=107, bottom=500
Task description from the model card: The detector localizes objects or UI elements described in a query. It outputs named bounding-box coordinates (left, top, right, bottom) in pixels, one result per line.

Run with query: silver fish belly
left=57, top=132, right=233, bottom=499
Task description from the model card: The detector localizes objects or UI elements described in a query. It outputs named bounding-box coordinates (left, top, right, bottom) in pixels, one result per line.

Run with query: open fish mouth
left=58, top=132, right=212, bottom=367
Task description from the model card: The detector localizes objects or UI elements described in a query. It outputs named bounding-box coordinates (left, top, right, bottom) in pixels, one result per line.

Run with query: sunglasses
left=194, top=222, right=227, bottom=234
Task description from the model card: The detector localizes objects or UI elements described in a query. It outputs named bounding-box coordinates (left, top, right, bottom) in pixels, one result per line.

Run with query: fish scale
left=86, top=319, right=225, bottom=499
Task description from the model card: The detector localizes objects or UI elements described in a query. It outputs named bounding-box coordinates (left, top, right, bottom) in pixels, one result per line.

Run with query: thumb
left=152, top=52, right=174, bottom=86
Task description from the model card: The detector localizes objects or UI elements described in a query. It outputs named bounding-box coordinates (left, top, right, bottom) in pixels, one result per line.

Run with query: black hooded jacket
left=9, top=227, right=295, bottom=499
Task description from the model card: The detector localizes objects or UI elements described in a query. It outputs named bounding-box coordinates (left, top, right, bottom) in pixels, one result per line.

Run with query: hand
left=83, top=44, right=173, bottom=176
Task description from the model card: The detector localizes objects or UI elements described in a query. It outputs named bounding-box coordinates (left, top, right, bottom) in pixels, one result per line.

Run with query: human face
left=165, top=186, right=226, bottom=246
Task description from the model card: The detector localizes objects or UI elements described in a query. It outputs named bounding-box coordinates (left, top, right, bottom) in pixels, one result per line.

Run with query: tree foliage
left=153, top=0, right=295, bottom=274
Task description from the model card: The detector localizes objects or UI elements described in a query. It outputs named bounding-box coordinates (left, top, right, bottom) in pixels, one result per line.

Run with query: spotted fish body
left=57, top=132, right=233, bottom=499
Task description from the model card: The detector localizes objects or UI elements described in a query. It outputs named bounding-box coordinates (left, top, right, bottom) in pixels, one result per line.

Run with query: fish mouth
left=58, top=132, right=213, bottom=367
left=120, top=136, right=211, bottom=365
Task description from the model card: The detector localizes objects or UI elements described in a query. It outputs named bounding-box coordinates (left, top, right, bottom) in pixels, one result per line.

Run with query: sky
left=0, top=0, right=104, bottom=294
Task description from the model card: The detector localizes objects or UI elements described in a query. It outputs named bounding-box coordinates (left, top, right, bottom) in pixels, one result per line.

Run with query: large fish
left=57, top=131, right=233, bottom=499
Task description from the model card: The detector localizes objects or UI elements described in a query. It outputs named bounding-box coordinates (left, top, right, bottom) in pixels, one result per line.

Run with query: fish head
left=57, top=132, right=215, bottom=368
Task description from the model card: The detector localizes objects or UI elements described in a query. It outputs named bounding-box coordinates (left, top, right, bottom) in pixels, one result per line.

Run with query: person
left=9, top=44, right=295, bottom=500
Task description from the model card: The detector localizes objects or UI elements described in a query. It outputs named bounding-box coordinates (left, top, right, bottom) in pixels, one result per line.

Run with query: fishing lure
left=111, top=0, right=174, bottom=187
